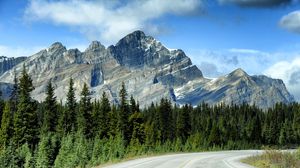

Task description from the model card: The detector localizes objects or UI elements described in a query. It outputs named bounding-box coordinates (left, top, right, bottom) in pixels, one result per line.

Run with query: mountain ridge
left=0, top=31, right=294, bottom=108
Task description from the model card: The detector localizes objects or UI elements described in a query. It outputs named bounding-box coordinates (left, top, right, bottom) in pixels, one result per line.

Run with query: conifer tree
left=158, top=98, right=174, bottom=142
left=130, top=95, right=139, bottom=114
left=13, top=65, right=38, bottom=148
left=58, top=78, right=76, bottom=134
left=176, top=104, right=191, bottom=141
left=0, top=102, right=13, bottom=147
left=119, top=82, right=130, bottom=145
left=41, top=80, right=57, bottom=133
left=293, top=108, right=300, bottom=142
left=129, top=111, right=145, bottom=145
left=77, top=83, right=92, bottom=137
left=108, top=104, right=119, bottom=137
left=92, top=92, right=111, bottom=138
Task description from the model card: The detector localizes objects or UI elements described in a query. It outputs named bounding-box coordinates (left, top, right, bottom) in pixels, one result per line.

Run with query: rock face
left=0, top=31, right=294, bottom=108
left=0, top=56, right=27, bottom=75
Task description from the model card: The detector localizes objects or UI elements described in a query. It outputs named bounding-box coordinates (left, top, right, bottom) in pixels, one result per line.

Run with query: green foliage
left=58, top=78, right=76, bottom=134
left=13, top=65, right=38, bottom=148
left=92, top=92, right=111, bottom=138
left=77, top=83, right=92, bottom=138
left=0, top=102, right=13, bottom=147
left=36, top=133, right=59, bottom=168
left=0, top=142, right=17, bottom=167
left=118, top=82, right=130, bottom=145
left=41, top=80, right=58, bottom=134
left=16, top=143, right=35, bottom=168
left=158, top=98, right=174, bottom=142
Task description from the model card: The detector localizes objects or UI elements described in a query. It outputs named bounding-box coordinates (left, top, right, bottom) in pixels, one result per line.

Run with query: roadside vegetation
left=242, top=148, right=300, bottom=168
left=0, top=65, right=299, bottom=167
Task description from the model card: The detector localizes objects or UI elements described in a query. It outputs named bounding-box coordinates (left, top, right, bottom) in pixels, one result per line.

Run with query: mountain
left=0, top=31, right=294, bottom=108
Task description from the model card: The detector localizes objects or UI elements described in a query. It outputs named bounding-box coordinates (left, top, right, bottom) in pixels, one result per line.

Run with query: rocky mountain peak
left=229, top=68, right=249, bottom=77
left=115, top=30, right=146, bottom=48
left=86, top=41, right=105, bottom=51
left=48, top=42, right=66, bottom=53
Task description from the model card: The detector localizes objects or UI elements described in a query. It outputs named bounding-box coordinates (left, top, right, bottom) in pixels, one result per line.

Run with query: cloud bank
left=25, top=0, right=202, bottom=44
left=280, top=10, right=300, bottom=34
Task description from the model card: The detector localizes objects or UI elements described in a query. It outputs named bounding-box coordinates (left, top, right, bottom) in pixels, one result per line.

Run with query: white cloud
left=0, top=45, right=45, bottom=57
left=264, top=57, right=300, bottom=100
left=279, top=10, right=300, bottom=34
left=187, top=48, right=282, bottom=77
left=24, top=0, right=202, bottom=44
left=228, top=48, right=265, bottom=54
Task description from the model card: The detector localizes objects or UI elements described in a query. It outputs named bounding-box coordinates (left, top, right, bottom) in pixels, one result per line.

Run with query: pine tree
left=36, top=134, right=52, bottom=168
left=108, top=104, right=119, bottom=137
left=158, top=98, right=174, bottom=142
left=13, top=65, right=38, bottom=148
left=293, top=108, right=300, bottom=142
left=130, top=95, right=138, bottom=114
left=118, top=82, right=130, bottom=145
left=58, top=78, right=76, bottom=134
left=41, top=80, right=58, bottom=134
left=176, top=104, right=191, bottom=141
left=77, top=83, right=92, bottom=137
left=0, top=102, right=13, bottom=147
left=129, top=111, right=145, bottom=146
left=208, top=123, right=221, bottom=146
left=92, top=92, right=111, bottom=138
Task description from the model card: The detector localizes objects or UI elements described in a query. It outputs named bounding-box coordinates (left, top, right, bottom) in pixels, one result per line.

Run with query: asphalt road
left=102, top=150, right=262, bottom=168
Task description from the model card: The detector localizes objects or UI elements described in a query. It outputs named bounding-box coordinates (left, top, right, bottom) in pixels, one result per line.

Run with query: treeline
left=0, top=66, right=299, bottom=167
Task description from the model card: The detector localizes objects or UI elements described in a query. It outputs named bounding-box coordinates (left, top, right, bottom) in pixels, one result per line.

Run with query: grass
left=242, top=149, right=300, bottom=168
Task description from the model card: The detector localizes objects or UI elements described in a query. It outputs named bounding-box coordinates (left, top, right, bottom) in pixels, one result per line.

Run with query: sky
left=0, top=0, right=300, bottom=99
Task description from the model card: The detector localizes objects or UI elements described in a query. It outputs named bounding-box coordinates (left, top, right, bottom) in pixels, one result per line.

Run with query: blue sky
left=1, top=0, right=300, bottom=99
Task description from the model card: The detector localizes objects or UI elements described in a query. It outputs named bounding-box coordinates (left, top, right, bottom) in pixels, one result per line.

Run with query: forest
left=0, top=66, right=299, bottom=168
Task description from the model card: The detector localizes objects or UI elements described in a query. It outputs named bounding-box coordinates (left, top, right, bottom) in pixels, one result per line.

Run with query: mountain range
left=0, top=30, right=294, bottom=108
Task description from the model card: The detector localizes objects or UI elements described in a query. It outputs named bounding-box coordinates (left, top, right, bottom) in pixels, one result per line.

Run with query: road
left=101, top=150, right=262, bottom=168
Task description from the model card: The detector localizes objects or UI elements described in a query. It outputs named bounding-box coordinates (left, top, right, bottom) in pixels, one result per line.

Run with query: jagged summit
left=0, top=31, right=294, bottom=108
left=48, top=42, right=66, bottom=51
left=229, top=68, right=249, bottom=77
left=86, top=41, right=105, bottom=51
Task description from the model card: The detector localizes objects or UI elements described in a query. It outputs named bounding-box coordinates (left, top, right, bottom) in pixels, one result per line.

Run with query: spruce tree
left=0, top=102, right=13, bottom=147
left=58, top=78, right=76, bottom=134
left=41, top=80, right=58, bottom=133
left=118, top=82, right=130, bottom=145
left=176, top=104, right=191, bottom=141
left=92, top=92, right=111, bottom=138
left=158, top=98, right=174, bottom=142
left=77, top=83, right=92, bottom=137
left=293, top=108, right=300, bottom=142
left=129, top=111, right=145, bottom=145
left=13, top=65, right=38, bottom=148
left=108, top=104, right=119, bottom=137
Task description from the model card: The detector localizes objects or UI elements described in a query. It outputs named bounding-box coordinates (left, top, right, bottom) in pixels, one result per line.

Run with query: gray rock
left=0, top=56, right=27, bottom=75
